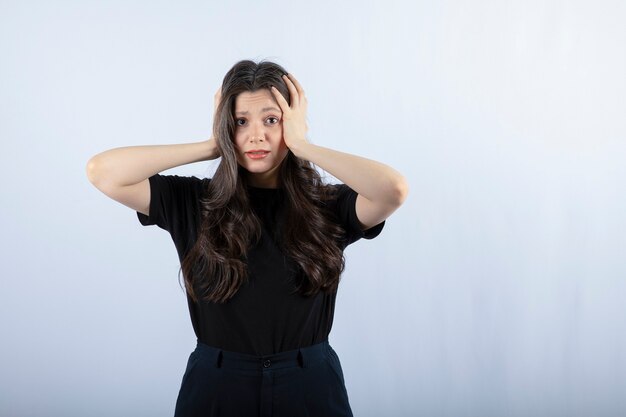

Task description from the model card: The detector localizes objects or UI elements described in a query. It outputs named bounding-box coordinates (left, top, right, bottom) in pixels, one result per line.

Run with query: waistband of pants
left=193, top=339, right=330, bottom=371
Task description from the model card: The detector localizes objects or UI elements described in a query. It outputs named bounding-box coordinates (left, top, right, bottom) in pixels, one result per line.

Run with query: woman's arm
left=86, top=139, right=220, bottom=216
left=271, top=74, right=409, bottom=230
left=291, top=143, right=408, bottom=229
left=86, top=90, right=222, bottom=216
left=86, top=86, right=223, bottom=188
left=86, top=139, right=219, bottom=187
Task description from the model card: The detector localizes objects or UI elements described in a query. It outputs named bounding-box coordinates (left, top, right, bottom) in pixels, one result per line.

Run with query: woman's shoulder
left=150, top=173, right=211, bottom=201
left=152, top=173, right=209, bottom=184
left=318, top=182, right=352, bottom=202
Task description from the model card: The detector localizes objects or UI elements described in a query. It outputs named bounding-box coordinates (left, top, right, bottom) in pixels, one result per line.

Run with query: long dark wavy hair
left=180, top=59, right=347, bottom=303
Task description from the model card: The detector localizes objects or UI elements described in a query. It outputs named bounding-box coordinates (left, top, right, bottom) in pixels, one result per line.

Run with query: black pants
left=174, top=339, right=354, bottom=417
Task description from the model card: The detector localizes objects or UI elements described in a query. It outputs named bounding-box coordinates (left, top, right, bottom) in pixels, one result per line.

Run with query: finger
left=291, top=76, right=307, bottom=108
left=270, top=86, right=290, bottom=112
left=214, top=87, right=222, bottom=106
left=286, top=73, right=305, bottom=99
left=213, top=88, right=222, bottom=117
left=282, top=74, right=300, bottom=106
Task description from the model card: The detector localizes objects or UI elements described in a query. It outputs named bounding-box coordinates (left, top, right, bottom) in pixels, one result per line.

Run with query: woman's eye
left=267, top=117, right=279, bottom=124
left=236, top=119, right=246, bottom=126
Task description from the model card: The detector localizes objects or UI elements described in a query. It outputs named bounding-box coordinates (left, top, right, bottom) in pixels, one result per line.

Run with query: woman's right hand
left=212, top=86, right=222, bottom=121
left=205, top=86, right=223, bottom=159
left=209, top=86, right=222, bottom=137
left=205, top=136, right=220, bottom=160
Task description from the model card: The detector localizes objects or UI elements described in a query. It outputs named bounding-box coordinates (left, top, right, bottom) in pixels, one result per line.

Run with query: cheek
left=232, top=136, right=245, bottom=163
left=275, top=129, right=286, bottom=146
left=277, top=142, right=289, bottom=159
left=233, top=135, right=245, bottom=152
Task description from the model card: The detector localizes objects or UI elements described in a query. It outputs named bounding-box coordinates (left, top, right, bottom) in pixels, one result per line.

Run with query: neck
left=246, top=171, right=280, bottom=189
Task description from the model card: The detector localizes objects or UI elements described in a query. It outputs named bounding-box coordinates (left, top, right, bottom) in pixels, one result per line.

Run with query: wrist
left=201, top=138, right=220, bottom=161
left=289, top=140, right=314, bottom=159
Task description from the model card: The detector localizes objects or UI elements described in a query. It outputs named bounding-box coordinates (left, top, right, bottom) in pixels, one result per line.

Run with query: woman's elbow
left=391, top=175, right=409, bottom=206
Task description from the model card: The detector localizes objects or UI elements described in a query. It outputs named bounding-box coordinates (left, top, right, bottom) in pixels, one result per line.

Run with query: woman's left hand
left=271, top=73, right=309, bottom=154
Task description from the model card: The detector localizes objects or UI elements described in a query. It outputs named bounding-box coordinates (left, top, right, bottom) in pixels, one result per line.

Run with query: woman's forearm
left=291, top=142, right=408, bottom=206
left=86, top=139, right=219, bottom=187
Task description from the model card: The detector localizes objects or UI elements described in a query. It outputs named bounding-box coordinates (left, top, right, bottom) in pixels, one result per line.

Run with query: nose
left=249, top=123, right=265, bottom=143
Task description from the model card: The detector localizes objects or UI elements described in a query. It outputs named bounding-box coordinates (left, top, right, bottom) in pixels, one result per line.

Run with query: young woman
left=86, top=59, right=408, bottom=417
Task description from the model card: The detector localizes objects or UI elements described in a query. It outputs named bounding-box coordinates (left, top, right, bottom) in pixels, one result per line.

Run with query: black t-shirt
left=136, top=174, right=385, bottom=355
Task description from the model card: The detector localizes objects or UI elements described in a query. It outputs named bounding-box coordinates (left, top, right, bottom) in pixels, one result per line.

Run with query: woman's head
left=213, top=60, right=292, bottom=188
left=180, top=59, right=346, bottom=304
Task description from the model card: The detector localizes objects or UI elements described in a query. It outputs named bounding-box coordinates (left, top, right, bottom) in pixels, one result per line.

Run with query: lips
left=245, top=150, right=270, bottom=159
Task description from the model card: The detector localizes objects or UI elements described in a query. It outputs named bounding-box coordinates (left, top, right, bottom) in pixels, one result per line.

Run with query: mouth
left=245, top=150, right=270, bottom=159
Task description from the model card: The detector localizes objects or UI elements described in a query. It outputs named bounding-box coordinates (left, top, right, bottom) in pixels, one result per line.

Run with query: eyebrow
left=235, top=107, right=281, bottom=116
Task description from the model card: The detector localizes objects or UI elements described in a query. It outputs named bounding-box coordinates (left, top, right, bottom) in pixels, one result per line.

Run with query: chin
left=243, top=165, right=277, bottom=174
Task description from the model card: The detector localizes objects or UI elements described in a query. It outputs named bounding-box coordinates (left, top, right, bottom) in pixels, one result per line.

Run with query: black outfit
left=136, top=174, right=385, bottom=417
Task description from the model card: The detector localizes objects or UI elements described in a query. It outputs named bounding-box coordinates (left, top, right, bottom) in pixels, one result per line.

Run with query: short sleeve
left=329, top=184, right=385, bottom=247
left=136, top=174, right=205, bottom=232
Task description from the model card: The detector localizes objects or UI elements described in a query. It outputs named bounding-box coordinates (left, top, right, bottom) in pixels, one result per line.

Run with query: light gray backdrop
left=1, top=0, right=624, bottom=416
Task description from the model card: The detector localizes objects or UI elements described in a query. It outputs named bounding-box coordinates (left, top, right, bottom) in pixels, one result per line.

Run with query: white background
left=1, top=0, right=625, bottom=416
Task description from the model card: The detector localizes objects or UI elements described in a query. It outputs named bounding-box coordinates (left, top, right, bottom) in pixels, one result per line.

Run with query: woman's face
left=233, top=89, right=289, bottom=188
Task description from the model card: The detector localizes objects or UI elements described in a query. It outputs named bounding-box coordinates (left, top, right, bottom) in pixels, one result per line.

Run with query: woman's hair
left=180, top=59, right=347, bottom=303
